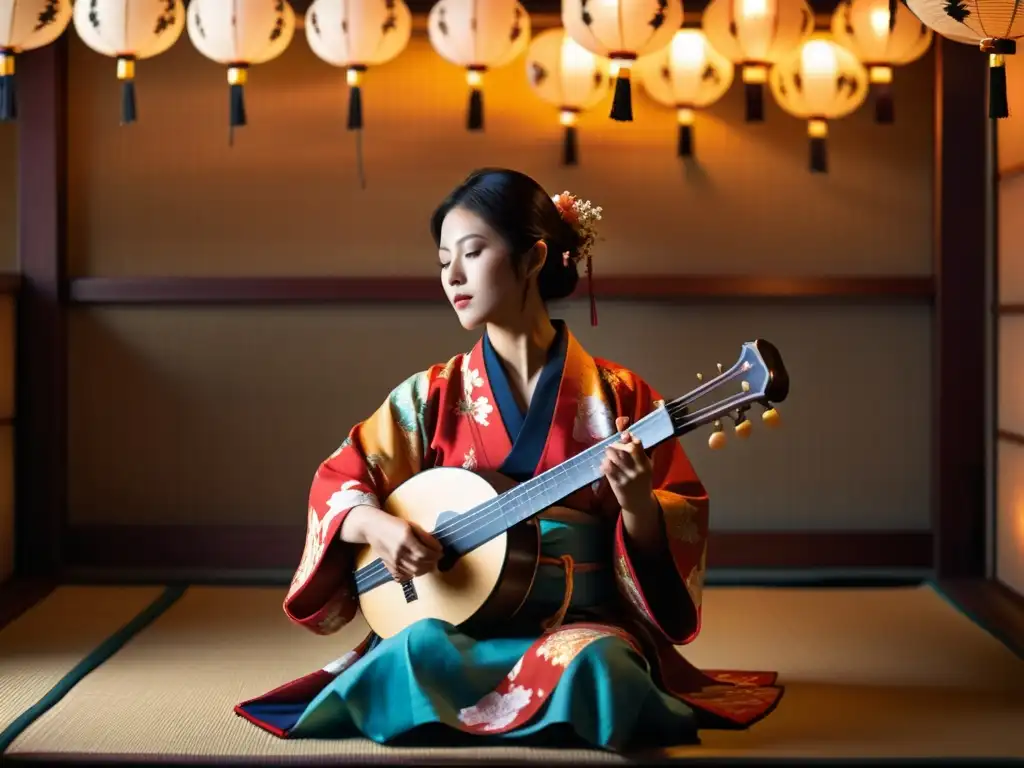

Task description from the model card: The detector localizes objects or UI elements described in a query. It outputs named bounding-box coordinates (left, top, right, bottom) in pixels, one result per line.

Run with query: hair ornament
left=551, top=190, right=603, bottom=326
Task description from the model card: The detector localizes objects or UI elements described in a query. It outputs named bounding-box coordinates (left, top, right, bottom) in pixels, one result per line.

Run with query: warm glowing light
left=869, top=65, right=892, bottom=83
left=742, top=64, right=768, bottom=83
left=801, top=39, right=838, bottom=77
left=808, top=117, right=827, bottom=137
left=677, top=107, right=695, bottom=125
left=742, top=0, right=768, bottom=18
left=346, top=68, right=362, bottom=86
left=670, top=30, right=707, bottom=71
left=466, top=69, right=483, bottom=86
left=869, top=7, right=891, bottom=36
left=559, top=109, right=579, bottom=126
left=561, top=34, right=597, bottom=75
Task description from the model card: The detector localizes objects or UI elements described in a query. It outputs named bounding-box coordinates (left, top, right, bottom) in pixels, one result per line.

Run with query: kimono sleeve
left=608, top=372, right=710, bottom=646
left=281, top=365, right=448, bottom=635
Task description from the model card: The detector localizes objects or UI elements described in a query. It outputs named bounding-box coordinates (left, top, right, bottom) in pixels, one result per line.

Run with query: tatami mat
left=3, top=584, right=1024, bottom=763
left=0, top=586, right=168, bottom=739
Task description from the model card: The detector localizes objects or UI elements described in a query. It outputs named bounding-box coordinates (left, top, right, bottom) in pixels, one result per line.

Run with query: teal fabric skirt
left=287, top=519, right=699, bottom=751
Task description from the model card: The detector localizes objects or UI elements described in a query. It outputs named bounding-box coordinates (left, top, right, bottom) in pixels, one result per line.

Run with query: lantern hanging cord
left=466, top=66, right=485, bottom=131
left=117, top=55, right=137, bottom=126
left=0, top=49, right=16, bottom=122
left=980, top=38, right=1014, bottom=119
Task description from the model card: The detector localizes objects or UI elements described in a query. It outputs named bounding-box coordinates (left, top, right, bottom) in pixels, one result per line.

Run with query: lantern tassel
left=0, top=51, right=15, bottom=122
left=873, top=82, right=894, bottom=123
left=989, top=55, right=1009, bottom=119
left=467, top=87, right=483, bottom=130
left=563, top=124, right=578, bottom=166
left=610, top=64, right=633, bottom=122
left=744, top=82, right=763, bottom=122
left=227, top=65, right=249, bottom=147
left=808, top=119, right=828, bottom=173
left=347, top=66, right=364, bottom=130
left=117, top=56, right=137, bottom=125
left=121, top=81, right=137, bottom=125
left=678, top=124, right=693, bottom=158
left=347, top=84, right=363, bottom=130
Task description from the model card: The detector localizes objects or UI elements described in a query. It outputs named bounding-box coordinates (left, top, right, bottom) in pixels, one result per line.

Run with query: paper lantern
left=903, top=0, right=1020, bottom=118
left=635, top=27, right=734, bottom=158
left=702, top=0, right=814, bottom=121
left=305, top=0, right=411, bottom=131
left=561, top=0, right=682, bottom=122
left=830, top=0, right=931, bottom=123
left=73, top=0, right=186, bottom=126
left=525, top=28, right=610, bottom=165
left=187, top=0, right=296, bottom=144
left=769, top=34, right=868, bottom=172
left=0, top=0, right=73, bottom=121
left=427, top=0, right=531, bottom=131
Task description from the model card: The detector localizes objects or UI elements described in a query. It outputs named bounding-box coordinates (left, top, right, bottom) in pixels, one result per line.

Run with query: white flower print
left=507, top=656, right=523, bottom=682
left=326, top=480, right=379, bottom=518
left=458, top=685, right=534, bottom=731
left=457, top=355, right=493, bottom=427
left=572, top=394, right=615, bottom=444
left=462, top=447, right=478, bottom=470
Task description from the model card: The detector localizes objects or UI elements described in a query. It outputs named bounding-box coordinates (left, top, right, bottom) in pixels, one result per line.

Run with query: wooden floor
left=1, top=580, right=1023, bottom=765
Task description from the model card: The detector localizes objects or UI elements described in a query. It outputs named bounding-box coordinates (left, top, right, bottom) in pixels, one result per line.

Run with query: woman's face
left=437, top=207, right=525, bottom=330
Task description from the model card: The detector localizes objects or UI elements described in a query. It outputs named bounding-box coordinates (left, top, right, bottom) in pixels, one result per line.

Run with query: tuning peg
left=735, top=418, right=752, bottom=439
left=761, top=407, right=781, bottom=428
left=696, top=372, right=703, bottom=382
left=708, top=420, right=727, bottom=450
left=716, top=363, right=723, bottom=374
left=741, top=381, right=750, bottom=393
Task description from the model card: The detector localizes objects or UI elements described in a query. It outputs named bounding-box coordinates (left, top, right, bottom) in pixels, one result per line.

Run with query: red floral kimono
left=236, top=322, right=782, bottom=748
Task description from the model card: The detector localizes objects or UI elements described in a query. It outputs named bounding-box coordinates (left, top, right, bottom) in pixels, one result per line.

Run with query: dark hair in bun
left=430, top=168, right=583, bottom=301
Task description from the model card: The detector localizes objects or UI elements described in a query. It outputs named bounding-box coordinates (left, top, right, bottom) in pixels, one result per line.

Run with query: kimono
left=236, top=321, right=783, bottom=751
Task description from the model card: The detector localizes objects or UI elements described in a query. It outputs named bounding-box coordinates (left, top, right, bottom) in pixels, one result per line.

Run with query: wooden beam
left=936, top=578, right=1024, bottom=658
left=67, top=275, right=935, bottom=305
left=932, top=38, right=989, bottom=581
left=62, top=525, right=934, bottom=573
left=15, top=40, right=68, bottom=580
left=998, top=304, right=1024, bottom=314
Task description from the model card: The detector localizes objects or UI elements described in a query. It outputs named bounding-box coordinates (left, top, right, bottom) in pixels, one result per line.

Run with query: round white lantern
left=305, top=0, right=412, bottom=131
left=702, top=0, right=814, bottom=122
left=73, top=0, right=186, bottom=125
left=830, top=0, right=932, bottom=122
left=635, top=27, right=734, bottom=158
left=187, top=0, right=296, bottom=144
left=903, top=0, right=1021, bottom=118
left=769, top=33, right=869, bottom=172
left=0, top=0, right=73, bottom=121
left=525, top=28, right=611, bottom=165
left=427, top=0, right=531, bottom=131
left=561, top=0, right=683, bottom=122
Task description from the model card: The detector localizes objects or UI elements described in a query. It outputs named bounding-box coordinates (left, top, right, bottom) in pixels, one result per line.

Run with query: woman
left=236, top=169, right=782, bottom=751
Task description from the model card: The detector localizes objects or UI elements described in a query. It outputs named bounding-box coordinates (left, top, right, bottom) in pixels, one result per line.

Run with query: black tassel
left=678, top=123, right=693, bottom=158
left=810, top=136, right=827, bottom=173
left=744, top=82, right=764, bottom=122
left=121, top=80, right=137, bottom=125
left=563, top=124, right=578, bottom=166
left=348, top=84, right=363, bottom=130
left=0, top=75, right=14, bottom=122
left=229, top=83, right=246, bottom=146
left=990, top=61, right=1009, bottom=119
left=610, top=69, right=633, bottom=121
left=872, top=81, right=894, bottom=123
left=467, top=87, right=483, bottom=130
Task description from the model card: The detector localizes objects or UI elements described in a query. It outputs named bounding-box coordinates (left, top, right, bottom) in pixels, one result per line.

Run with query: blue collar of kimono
left=482, top=320, right=568, bottom=480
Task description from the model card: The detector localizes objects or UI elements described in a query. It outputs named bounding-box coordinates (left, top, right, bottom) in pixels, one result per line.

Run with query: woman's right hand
left=361, top=510, right=444, bottom=582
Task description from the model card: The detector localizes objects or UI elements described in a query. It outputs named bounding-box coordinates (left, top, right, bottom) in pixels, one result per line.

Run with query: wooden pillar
left=14, top=39, right=68, bottom=579
left=932, top=37, right=991, bottom=580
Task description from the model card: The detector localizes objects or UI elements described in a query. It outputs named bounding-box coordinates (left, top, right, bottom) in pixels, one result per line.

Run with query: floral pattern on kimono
left=240, top=322, right=782, bottom=739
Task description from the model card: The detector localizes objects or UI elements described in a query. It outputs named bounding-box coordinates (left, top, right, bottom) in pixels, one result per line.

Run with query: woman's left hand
left=601, top=416, right=658, bottom=517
